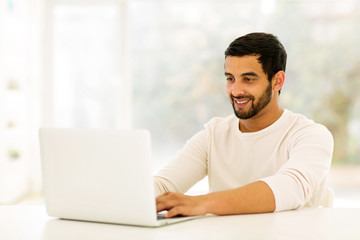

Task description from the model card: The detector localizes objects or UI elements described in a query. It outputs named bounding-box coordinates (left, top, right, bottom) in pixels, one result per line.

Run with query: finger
left=156, top=202, right=171, bottom=212
left=156, top=193, right=180, bottom=212
left=156, top=192, right=177, bottom=203
left=165, top=206, right=186, bottom=218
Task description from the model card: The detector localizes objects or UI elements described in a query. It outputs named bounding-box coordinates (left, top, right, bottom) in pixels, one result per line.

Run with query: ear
left=273, top=71, right=285, bottom=92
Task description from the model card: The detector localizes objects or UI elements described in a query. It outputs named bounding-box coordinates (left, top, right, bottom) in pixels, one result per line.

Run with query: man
left=154, top=32, right=334, bottom=218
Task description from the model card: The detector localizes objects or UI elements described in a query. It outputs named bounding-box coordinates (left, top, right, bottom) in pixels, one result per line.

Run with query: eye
left=244, top=77, right=254, bottom=82
left=226, top=76, right=234, bottom=82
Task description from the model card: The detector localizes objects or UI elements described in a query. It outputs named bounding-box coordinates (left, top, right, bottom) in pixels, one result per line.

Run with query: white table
left=1, top=206, right=359, bottom=240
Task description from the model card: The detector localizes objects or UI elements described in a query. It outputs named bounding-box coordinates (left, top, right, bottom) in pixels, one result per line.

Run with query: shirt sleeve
left=260, top=124, right=334, bottom=212
left=153, top=129, right=208, bottom=196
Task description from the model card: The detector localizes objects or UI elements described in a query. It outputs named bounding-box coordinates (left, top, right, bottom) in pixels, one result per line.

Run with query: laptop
left=39, top=128, right=198, bottom=227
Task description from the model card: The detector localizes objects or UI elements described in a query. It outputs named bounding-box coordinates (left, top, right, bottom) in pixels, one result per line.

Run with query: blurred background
left=0, top=0, right=359, bottom=206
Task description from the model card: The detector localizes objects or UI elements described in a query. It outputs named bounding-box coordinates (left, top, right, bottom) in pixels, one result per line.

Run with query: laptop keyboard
left=157, top=214, right=186, bottom=220
left=157, top=214, right=166, bottom=220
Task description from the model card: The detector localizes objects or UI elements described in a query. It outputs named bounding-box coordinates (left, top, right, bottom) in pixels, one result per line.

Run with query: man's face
left=225, top=55, right=274, bottom=120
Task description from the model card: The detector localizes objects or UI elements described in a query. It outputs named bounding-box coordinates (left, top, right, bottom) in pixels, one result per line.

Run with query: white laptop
left=39, top=128, right=198, bottom=227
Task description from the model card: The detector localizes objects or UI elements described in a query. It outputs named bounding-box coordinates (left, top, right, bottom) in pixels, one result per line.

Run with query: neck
left=239, top=102, right=284, bottom=133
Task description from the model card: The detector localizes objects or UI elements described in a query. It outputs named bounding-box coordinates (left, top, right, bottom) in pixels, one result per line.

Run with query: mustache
left=231, top=94, right=255, bottom=101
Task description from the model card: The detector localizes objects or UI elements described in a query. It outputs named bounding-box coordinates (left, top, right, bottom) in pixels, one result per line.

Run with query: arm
left=156, top=180, right=275, bottom=218
left=154, top=129, right=208, bottom=196
left=261, top=125, right=334, bottom=211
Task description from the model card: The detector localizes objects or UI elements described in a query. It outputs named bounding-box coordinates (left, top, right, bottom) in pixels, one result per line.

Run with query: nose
left=231, top=79, right=246, bottom=97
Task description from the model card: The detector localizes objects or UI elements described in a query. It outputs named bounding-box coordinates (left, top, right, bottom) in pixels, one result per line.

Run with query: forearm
left=202, top=181, right=275, bottom=215
left=156, top=180, right=276, bottom=218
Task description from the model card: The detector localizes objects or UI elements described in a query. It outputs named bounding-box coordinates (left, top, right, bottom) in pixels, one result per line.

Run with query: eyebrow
left=224, top=71, right=259, bottom=77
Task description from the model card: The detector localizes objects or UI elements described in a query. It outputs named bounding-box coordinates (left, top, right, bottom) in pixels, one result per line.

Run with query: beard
left=231, top=82, right=273, bottom=120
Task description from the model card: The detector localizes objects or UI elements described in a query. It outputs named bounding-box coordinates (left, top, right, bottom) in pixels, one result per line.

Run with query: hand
left=156, top=192, right=208, bottom=218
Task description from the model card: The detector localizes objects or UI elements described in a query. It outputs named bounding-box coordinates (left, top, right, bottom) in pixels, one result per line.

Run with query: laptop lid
left=39, top=128, right=159, bottom=226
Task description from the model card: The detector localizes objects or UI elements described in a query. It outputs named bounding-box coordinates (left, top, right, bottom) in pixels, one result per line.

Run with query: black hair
left=225, top=32, right=287, bottom=93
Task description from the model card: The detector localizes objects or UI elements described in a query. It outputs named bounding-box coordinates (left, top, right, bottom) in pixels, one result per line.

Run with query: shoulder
left=204, top=115, right=237, bottom=131
left=285, top=110, right=334, bottom=146
left=286, top=110, right=331, bottom=133
left=199, top=115, right=239, bottom=141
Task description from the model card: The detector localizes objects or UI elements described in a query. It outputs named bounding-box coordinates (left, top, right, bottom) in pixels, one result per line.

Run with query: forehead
left=225, top=55, right=265, bottom=76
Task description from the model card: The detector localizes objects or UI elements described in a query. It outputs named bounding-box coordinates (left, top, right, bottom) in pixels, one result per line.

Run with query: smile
left=235, top=99, right=250, bottom=104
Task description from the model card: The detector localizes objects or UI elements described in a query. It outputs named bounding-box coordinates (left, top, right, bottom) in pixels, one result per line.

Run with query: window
left=1, top=0, right=359, bottom=206
left=44, top=0, right=131, bottom=129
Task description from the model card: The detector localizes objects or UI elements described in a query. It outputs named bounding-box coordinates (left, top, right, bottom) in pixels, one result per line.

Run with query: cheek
left=225, top=84, right=232, bottom=95
left=254, top=84, right=272, bottom=100
left=225, top=86, right=233, bottom=102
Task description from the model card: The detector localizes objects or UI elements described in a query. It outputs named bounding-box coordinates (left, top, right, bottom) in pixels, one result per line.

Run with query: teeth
left=235, top=99, right=249, bottom=104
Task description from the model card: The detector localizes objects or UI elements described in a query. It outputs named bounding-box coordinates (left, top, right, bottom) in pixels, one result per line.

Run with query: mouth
left=235, top=99, right=250, bottom=104
left=233, top=98, right=251, bottom=109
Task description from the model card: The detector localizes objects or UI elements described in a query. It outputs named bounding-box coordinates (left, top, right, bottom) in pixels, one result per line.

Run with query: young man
left=154, top=32, right=334, bottom=218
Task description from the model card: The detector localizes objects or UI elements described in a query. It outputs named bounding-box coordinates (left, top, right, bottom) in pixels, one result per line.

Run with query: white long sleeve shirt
left=153, top=109, right=334, bottom=212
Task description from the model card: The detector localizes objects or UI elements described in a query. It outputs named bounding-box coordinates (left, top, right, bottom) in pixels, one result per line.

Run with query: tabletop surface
left=1, top=205, right=359, bottom=240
